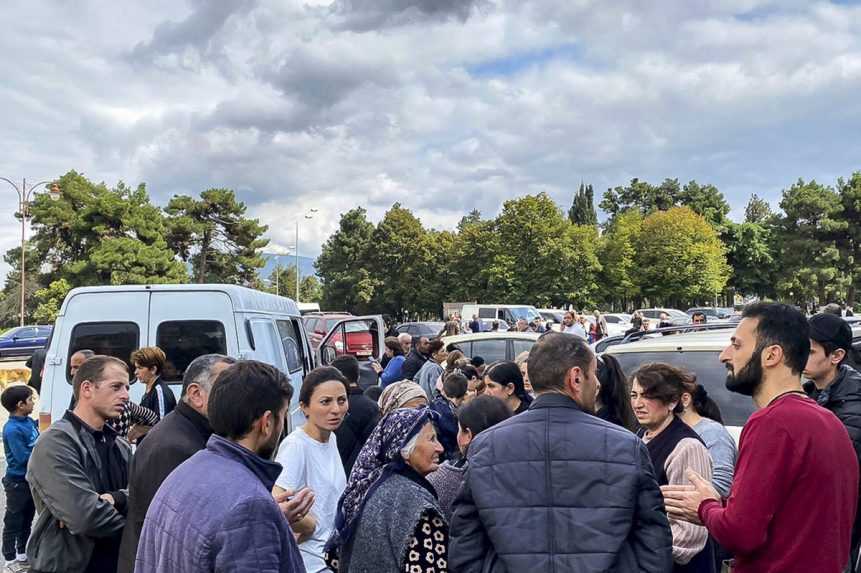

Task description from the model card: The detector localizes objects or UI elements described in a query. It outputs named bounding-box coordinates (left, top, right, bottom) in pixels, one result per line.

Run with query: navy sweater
left=3, top=415, right=39, bottom=480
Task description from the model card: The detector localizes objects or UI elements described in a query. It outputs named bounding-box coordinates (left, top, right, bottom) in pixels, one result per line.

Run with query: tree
left=568, top=183, right=598, bottom=226
left=316, top=208, right=377, bottom=313
left=723, top=222, right=777, bottom=299
left=677, top=180, right=730, bottom=228
left=634, top=207, right=730, bottom=306
left=775, top=179, right=847, bottom=305
left=744, top=194, right=773, bottom=224
left=0, top=244, right=42, bottom=327
left=33, top=279, right=72, bottom=324
left=264, top=264, right=322, bottom=302
left=598, top=210, right=644, bottom=308
left=837, top=172, right=861, bottom=306
left=28, top=171, right=187, bottom=288
left=165, top=188, right=268, bottom=285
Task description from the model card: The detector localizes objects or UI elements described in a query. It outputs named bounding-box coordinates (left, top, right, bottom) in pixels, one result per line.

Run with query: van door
left=145, top=291, right=237, bottom=402
left=42, top=290, right=150, bottom=430
left=317, top=316, right=385, bottom=390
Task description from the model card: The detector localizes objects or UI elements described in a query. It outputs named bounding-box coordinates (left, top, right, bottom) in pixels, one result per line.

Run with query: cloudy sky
left=2, top=0, right=860, bottom=281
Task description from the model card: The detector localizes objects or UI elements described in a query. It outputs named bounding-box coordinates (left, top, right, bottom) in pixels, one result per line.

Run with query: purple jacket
left=135, top=435, right=305, bottom=573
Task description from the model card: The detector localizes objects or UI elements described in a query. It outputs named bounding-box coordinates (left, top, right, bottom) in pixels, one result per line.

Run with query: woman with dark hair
left=596, top=354, right=638, bottom=432
left=378, top=337, right=406, bottom=387
left=678, top=384, right=736, bottom=500
left=415, top=339, right=448, bottom=400
left=483, top=361, right=533, bottom=415
left=631, top=363, right=714, bottom=573
left=274, top=366, right=351, bottom=572
left=427, top=395, right=512, bottom=520
left=324, top=408, right=446, bottom=572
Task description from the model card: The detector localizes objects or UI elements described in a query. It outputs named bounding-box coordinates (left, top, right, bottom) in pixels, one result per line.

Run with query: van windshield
left=509, top=307, right=540, bottom=321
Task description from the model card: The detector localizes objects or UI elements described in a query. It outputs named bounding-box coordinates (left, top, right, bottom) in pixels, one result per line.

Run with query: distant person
left=490, top=320, right=500, bottom=332
left=468, top=314, right=481, bottom=333
left=804, top=312, right=861, bottom=567
left=401, top=336, right=430, bottom=381
left=483, top=360, right=533, bottom=415
left=659, top=312, right=673, bottom=330
left=593, top=310, right=609, bottom=341
left=470, top=355, right=486, bottom=376
left=444, top=315, right=461, bottom=336
left=397, top=332, right=412, bottom=356
left=561, top=311, right=587, bottom=338
left=662, top=303, right=858, bottom=573
left=374, top=337, right=405, bottom=387
left=515, top=351, right=534, bottom=396
left=596, top=353, right=638, bottom=431
left=117, top=354, right=238, bottom=573
left=1, top=385, right=38, bottom=570
left=691, top=312, right=707, bottom=325
left=275, top=367, right=350, bottom=573
left=678, top=384, right=736, bottom=499
left=415, top=339, right=448, bottom=400
left=428, top=372, right=468, bottom=460
left=135, top=361, right=304, bottom=573
left=133, top=346, right=176, bottom=422
left=459, top=364, right=484, bottom=401
left=631, top=311, right=644, bottom=331
left=377, top=381, right=428, bottom=417
left=427, top=395, right=511, bottom=521
left=27, top=356, right=131, bottom=573
left=332, top=356, right=380, bottom=475
left=25, top=348, right=46, bottom=394
left=515, top=319, right=530, bottom=332
left=450, top=332, right=673, bottom=572
left=824, top=303, right=844, bottom=316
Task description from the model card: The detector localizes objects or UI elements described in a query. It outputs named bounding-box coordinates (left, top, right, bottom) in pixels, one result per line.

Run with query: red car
left=303, top=313, right=375, bottom=357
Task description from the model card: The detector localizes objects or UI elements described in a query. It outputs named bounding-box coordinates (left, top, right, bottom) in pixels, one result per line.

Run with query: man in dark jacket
left=135, top=361, right=305, bottom=573
left=450, top=333, right=673, bottom=572
left=401, top=336, right=431, bottom=381
left=27, top=355, right=132, bottom=573
left=117, top=354, right=235, bottom=573
left=331, top=355, right=380, bottom=474
left=803, top=312, right=861, bottom=571
left=25, top=348, right=47, bottom=394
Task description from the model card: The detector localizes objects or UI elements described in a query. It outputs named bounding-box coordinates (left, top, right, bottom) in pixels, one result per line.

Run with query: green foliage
left=33, top=279, right=72, bottom=324
left=744, top=194, right=773, bottom=224
left=723, top=222, right=777, bottom=299
left=316, top=208, right=377, bottom=312
left=264, top=264, right=322, bottom=302
left=634, top=207, right=730, bottom=305
left=600, top=177, right=729, bottom=229
left=598, top=210, right=643, bottom=306
left=165, top=188, right=268, bottom=285
left=837, top=172, right=861, bottom=305
left=568, top=183, right=598, bottom=226
left=0, top=244, right=42, bottom=327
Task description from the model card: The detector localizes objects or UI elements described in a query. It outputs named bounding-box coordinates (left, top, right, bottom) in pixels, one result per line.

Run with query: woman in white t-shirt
left=274, top=366, right=350, bottom=573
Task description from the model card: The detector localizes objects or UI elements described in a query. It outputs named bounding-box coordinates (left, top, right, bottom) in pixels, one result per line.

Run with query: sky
left=1, top=0, right=860, bottom=282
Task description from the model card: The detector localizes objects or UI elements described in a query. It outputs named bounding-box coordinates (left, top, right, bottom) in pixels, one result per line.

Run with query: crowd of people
left=0, top=302, right=860, bottom=572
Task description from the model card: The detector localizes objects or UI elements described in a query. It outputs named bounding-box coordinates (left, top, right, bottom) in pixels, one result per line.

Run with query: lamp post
left=272, top=245, right=294, bottom=297
left=0, top=178, right=61, bottom=326
left=295, top=208, right=318, bottom=302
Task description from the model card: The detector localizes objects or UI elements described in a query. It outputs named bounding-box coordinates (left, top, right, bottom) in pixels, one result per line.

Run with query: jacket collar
left=175, top=400, right=212, bottom=441
left=64, top=409, right=119, bottom=440
left=529, top=392, right=587, bottom=412
left=805, top=364, right=861, bottom=404
left=205, top=434, right=283, bottom=491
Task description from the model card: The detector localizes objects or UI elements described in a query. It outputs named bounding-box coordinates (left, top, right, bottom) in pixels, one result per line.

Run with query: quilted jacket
left=134, top=434, right=305, bottom=573
left=449, top=393, right=674, bottom=573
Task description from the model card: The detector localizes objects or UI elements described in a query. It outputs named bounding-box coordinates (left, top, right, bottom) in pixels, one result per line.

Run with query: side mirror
left=321, top=345, right=337, bottom=365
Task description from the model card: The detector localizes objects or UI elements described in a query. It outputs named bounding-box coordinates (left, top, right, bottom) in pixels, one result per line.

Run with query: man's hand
left=660, top=469, right=719, bottom=525
left=100, top=493, right=115, bottom=506
left=370, top=361, right=383, bottom=375
left=273, top=487, right=315, bottom=526
left=127, top=424, right=152, bottom=444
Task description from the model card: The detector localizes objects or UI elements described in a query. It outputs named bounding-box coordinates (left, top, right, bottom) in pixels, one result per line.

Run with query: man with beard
left=662, top=303, right=859, bottom=573
left=135, top=361, right=304, bottom=573
left=401, top=335, right=431, bottom=381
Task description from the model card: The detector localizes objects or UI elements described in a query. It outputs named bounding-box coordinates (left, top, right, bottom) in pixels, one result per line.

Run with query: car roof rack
left=589, top=322, right=738, bottom=352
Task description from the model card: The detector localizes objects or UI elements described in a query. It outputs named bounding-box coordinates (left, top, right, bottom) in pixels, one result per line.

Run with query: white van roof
left=60, top=284, right=300, bottom=316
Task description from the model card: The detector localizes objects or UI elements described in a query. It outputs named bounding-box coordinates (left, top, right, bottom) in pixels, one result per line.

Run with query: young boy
left=429, top=372, right=468, bottom=461
left=1, top=385, right=39, bottom=571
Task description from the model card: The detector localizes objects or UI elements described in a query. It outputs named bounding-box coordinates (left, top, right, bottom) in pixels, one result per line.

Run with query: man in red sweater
left=663, top=302, right=859, bottom=573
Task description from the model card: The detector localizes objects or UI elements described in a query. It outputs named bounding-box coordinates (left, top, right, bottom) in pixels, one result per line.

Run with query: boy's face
left=18, top=393, right=35, bottom=416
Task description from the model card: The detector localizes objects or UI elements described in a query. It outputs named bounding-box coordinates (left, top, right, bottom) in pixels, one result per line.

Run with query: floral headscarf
left=378, top=380, right=428, bottom=417
left=326, top=407, right=438, bottom=556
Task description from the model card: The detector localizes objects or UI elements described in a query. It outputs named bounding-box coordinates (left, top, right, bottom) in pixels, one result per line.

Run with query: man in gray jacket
left=27, top=355, right=132, bottom=573
left=450, top=333, right=673, bottom=572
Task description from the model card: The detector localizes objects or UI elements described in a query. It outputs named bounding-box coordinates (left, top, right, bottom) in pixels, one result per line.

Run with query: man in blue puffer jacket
left=450, top=333, right=673, bottom=573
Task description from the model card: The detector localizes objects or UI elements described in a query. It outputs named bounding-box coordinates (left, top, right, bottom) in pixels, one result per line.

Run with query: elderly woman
left=325, top=408, right=446, bottom=572
left=378, top=380, right=428, bottom=417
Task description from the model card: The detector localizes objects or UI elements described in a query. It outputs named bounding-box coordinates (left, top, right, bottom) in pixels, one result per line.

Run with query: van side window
left=276, top=320, right=305, bottom=373
left=478, top=308, right=496, bottom=319
left=156, top=321, right=228, bottom=383
left=68, top=322, right=140, bottom=381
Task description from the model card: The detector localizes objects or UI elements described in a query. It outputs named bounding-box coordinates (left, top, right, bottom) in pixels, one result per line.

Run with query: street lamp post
left=0, top=178, right=61, bottom=326
left=295, top=208, right=318, bottom=302
left=272, top=246, right=294, bottom=297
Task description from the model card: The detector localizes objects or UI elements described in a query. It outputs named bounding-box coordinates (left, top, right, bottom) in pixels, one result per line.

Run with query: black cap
left=808, top=313, right=852, bottom=352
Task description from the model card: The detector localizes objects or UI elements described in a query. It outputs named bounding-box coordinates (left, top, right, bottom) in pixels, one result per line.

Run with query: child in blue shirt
left=1, top=384, right=39, bottom=569
left=429, top=372, right=468, bottom=461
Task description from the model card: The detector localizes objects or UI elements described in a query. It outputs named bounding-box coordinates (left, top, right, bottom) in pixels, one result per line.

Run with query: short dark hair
left=73, top=356, right=129, bottom=400
left=742, top=302, right=810, bottom=375
left=181, top=354, right=236, bottom=397
left=443, top=372, right=468, bottom=400
left=691, top=311, right=707, bottom=321
left=470, top=356, right=485, bottom=368
left=384, top=337, right=403, bottom=356
left=1, top=385, right=34, bottom=413
left=631, top=363, right=696, bottom=414
left=528, top=332, right=593, bottom=392
left=330, top=355, right=360, bottom=385
left=457, top=395, right=512, bottom=436
left=207, top=361, right=293, bottom=440
left=458, top=364, right=480, bottom=380
left=299, top=366, right=350, bottom=405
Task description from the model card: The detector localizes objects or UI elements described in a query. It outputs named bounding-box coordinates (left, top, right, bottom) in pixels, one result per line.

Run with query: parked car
left=686, top=307, right=733, bottom=322
left=635, top=308, right=691, bottom=326
left=441, top=332, right=540, bottom=363
left=537, top=309, right=565, bottom=331
left=0, top=325, right=52, bottom=359
left=395, top=321, right=446, bottom=338
left=460, top=304, right=543, bottom=327
left=304, top=312, right=376, bottom=357
left=39, top=284, right=383, bottom=432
